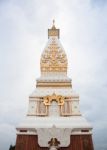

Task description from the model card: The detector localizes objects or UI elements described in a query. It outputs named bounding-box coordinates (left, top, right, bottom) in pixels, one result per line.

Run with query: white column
left=49, top=101, right=59, bottom=116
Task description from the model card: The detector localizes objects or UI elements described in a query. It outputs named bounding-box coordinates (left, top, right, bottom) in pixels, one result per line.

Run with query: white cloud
left=0, top=124, right=16, bottom=150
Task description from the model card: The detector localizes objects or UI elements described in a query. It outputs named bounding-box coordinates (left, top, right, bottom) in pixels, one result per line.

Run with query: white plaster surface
left=17, top=116, right=92, bottom=129
left=30, top=88, right=79, bottom=97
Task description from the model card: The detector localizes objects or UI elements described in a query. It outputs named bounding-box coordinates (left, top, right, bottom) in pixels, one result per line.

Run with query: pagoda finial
left=48, top=20, right=60, bottom=38
left=53, top=19, right=55, bottom=26
left=52, top=19, right=56, bottom=29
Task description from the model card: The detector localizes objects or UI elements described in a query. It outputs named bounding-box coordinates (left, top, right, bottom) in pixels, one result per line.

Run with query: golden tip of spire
left=48, top=19, right=59, bottom=38
left=53, top=19, right=55, bottom=26
left=52, top=19, right=56, bottom=29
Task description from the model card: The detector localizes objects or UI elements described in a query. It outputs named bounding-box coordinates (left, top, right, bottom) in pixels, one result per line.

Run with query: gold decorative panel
left=43, top=93, right=65, bottom=106
left=40, top=38, right=68, bottom=73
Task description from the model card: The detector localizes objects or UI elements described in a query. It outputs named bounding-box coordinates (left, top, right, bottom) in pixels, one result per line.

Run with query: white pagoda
left=15, top=21, right=94, bottom=150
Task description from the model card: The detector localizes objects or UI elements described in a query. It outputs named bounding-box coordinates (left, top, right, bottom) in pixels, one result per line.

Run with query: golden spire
left=48, top=20, right=60, bottom=38
left=53, top=19, right=55, bottom=25
left=41, top=21, right=68, bottom=74
left=52, top=19, right=56, bottom=29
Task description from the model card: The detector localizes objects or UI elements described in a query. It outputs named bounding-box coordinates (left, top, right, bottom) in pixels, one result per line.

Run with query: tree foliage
left=9, top=144, right=15, bottom=150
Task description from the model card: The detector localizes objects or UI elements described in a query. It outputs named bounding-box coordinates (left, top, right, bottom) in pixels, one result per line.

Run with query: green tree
left=9, top=144, right=15, bottom=150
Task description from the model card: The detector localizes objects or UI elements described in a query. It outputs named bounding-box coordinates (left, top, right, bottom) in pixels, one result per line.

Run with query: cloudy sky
left=0, top=0, right=107, bottom=149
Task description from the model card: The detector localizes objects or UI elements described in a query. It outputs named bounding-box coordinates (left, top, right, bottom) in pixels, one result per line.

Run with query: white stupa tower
left=15, top=21, right=94, bottom=150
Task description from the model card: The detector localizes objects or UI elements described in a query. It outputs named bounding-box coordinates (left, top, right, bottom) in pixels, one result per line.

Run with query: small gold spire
left=52, top=19, right=56, bottom=29
left=53, top=19, right=55, bottom=25
left=48, top=20, right=60, bottom=38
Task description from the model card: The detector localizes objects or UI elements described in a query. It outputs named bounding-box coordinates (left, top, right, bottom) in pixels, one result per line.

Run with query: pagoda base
left=15, top=134, right=94, bottom=150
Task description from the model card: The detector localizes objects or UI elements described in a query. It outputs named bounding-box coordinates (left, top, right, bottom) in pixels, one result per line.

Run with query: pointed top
left=53, top=19, right=55, bottom=25
left=52, top=19, right=56, bottom=29
left=48, top=20, right=60, bottom=38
